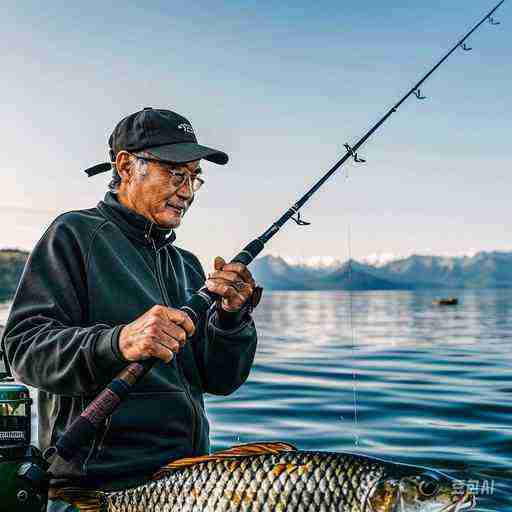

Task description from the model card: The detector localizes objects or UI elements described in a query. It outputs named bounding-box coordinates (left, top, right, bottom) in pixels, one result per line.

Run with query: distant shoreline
left=0, top=249, right=28, bottom=298
left=251, top=253, right=512, bottom=291
left=2, top=249, right=512, bottom=295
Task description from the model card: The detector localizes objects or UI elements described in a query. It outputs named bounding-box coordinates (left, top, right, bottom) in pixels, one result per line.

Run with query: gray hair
left=108, top=168, right=122, bottom=192
left=108, top=151, right=150, bottom=192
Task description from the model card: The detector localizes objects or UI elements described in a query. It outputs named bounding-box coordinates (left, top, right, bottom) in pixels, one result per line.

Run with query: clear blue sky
left=2, top=0, right=510, bottom=268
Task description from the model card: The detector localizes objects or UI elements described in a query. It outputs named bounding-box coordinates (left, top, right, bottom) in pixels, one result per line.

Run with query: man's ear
left=116, top=151, right=133, bottom=182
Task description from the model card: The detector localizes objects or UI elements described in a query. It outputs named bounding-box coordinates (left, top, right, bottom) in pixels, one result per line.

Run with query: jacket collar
left=98, top=192, right=176, bottom=248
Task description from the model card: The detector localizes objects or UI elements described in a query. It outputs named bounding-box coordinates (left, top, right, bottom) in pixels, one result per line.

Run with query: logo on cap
left=177, top=123, right=194, bottom=135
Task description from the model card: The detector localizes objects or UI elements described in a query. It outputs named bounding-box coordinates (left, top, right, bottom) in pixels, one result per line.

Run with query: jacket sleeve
left=1, top=215, right=126, bottom=396
left=188, top=260, right=258, bottom=396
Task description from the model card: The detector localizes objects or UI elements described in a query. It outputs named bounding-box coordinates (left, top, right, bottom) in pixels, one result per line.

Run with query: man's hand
left=118, top=305, right=195, bottom=363
left=205, top=256, right=256, bottom=312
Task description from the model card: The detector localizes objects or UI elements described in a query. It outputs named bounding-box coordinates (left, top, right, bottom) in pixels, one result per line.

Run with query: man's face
left=122, top=152, right=202, bottom=229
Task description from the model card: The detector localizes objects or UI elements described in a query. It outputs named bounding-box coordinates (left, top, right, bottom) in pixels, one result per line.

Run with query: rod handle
left=55, top=362, right=150, bottom=460
left=230, top=238, right=265, bottom=266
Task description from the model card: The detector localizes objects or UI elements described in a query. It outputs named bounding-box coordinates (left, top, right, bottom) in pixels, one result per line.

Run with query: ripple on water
left=2, top=290, right=511, bottom=510
left=208, top=290, right=512, bottom=511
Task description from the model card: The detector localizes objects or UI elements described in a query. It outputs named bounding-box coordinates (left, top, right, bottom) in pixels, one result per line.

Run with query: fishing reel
left=0, top=353, right=48, bottom=511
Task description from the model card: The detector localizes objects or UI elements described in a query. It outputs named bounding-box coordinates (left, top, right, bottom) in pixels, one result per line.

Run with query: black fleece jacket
left=2, top=192, right=257, bottom=490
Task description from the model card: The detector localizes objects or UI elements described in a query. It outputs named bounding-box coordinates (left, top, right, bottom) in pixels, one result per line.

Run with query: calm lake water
left=1, top=289, right=511, bottom=511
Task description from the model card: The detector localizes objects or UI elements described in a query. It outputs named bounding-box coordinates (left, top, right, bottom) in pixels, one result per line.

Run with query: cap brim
left=146, top=142, right=229, bottom=165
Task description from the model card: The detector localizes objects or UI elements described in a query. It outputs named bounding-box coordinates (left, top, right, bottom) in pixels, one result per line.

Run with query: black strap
left=83, top=162, right=112, bottom=177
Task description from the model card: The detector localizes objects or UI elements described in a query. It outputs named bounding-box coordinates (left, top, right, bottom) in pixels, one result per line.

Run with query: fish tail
left=51, top=487, right=108, bottom=512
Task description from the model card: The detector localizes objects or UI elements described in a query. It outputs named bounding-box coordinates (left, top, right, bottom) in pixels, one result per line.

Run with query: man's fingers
left=208, top=270, right=253, bottom=287
left=219, top=262, right=254, bottom=286
left=160, top=324, right=188, bottom=347
left=147, top=328, right=180, bottom=363
left=120, top=305, right=196, bottom=363
left=154, top=342, right=175, bottom=363
left=163, top=307, right=195, bottom=337
left=210, top=277, right=253, bottom=297
left=214, top=256, right=226, bottom=272
left=205, top=279, right=244, bottom=302
left=210, top=258, right=255, bottom=287
left=157, top=338, right=180, bottom=354
left=206, top=279, right=238, bottom=298
left=212, top=256, right=254, bottom=285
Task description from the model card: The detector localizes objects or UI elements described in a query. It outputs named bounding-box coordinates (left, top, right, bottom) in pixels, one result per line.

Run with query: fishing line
left=345, top=173, right=360, bottom=449
left=348, top=225, right=360, bottom=448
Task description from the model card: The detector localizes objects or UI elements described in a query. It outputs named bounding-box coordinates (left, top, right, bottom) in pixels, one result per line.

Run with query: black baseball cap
left=84, top=107, right=228, bottom=177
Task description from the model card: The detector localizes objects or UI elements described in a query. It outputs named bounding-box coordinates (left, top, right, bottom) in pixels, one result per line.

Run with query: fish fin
left=50, top=487, right=107, bottom=512
left=153, top=441, right=297, bottom=480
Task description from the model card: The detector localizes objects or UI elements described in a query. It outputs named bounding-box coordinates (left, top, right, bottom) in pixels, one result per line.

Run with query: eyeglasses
left=129, top=154, right=205, bottom=192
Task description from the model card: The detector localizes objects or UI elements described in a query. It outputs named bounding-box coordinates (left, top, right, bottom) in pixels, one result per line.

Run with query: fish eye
left=418, top=476, right=439, bottom=497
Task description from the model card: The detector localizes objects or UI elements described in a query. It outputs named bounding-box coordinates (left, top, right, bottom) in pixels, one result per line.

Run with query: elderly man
left=2, top=108, right=259, bottom=511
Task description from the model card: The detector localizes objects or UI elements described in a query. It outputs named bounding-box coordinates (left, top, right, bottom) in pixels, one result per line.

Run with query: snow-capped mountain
left=251, top=252, right=512, bottom=290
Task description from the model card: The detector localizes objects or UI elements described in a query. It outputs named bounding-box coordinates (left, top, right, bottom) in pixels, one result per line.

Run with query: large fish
left=53, top=442, right=476, bottom=512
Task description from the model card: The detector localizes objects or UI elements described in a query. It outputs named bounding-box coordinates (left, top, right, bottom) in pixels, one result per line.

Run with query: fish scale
left=108, top=451, right=385, bottom=512
left=56, top=443, right=475, bottom=512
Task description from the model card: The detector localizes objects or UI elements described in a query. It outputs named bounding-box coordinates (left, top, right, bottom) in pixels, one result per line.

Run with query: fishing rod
left=51, top=0, right=505, bottom=466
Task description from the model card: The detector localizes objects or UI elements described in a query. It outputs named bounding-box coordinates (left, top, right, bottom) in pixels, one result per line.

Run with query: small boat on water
left=433, top=297, right=459, bottom=306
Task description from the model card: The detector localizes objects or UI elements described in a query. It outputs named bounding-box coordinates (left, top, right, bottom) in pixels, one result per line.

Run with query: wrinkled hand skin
left=205, top=256, right=256, bottom=312
left=119, top=305, right=195, bottom=363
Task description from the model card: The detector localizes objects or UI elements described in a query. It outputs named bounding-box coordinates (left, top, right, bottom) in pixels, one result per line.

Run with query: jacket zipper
left=150, top=237, right=199, bottom=452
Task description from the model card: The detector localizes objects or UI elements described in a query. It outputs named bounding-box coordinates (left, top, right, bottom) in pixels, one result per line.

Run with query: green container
left=0, top=382, right=32, bottom=448
left=0, top=381, right=48, bottom=511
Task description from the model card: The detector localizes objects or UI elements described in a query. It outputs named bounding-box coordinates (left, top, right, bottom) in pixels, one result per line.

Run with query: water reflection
left=1, top=290, right=511, bottom=510
left=208, top=290, right=512, bottom=511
